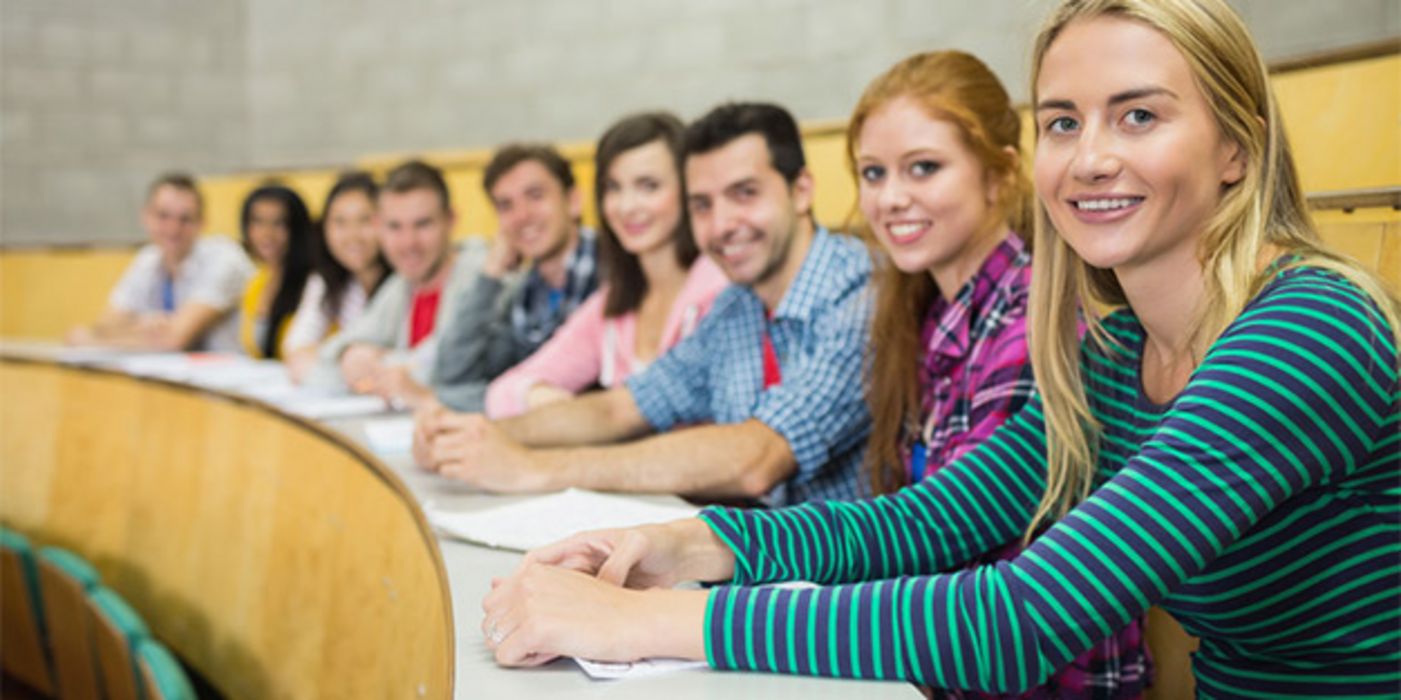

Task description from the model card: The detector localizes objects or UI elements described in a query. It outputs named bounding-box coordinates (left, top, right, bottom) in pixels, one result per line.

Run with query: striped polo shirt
left=700, top=266, right=1400, bottom=697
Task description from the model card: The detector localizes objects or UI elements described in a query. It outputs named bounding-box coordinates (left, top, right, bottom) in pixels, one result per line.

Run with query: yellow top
left=239, top=267, right=293, bottom=359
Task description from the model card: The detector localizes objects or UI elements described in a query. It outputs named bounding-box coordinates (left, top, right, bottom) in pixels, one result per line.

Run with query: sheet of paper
left=278, top=393, right=397, bottom=419
left=573, top=657, right=708, bottom=680
left=571, top=582, right=816, bottom=680
left=426, top=489, right=699, bottom=552
left=103, top=352, right=241, bottom=379
left=362, top=416, right=416, bottom=454
left=184, top=360, right=289, bottom=391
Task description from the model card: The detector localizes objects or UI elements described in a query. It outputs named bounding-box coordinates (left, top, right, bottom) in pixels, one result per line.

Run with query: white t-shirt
left=108, top=236, right=254, bottom=352
left=281, top=273, right=370, bottom=355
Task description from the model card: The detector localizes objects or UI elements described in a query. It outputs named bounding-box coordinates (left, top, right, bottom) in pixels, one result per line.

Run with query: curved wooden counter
left=0, top=355, right=454, bottom=699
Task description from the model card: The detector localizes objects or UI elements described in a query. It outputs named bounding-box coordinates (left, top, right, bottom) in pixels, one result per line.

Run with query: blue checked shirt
left=624, top=228, right=874, bottom=506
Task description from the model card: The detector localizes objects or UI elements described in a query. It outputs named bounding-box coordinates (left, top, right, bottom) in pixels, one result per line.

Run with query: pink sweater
left=484, top=257, right=729, bottom=418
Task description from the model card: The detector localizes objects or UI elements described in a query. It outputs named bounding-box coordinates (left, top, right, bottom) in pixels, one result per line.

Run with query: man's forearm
left=87, top=315, right=185, bottom=351
left=530, top=420, right=797, bottom=499
left=498, top=388, right=651, bottom=447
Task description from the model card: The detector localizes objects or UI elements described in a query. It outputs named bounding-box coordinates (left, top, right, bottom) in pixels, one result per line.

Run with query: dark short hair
left=383, top=160, right=451, bottom=213
left=683, top=102, right=806, bottom=183
left=482, top=143, right=575, bottom=197
left=146, top=172, right=204, bottom=216
left=594, top=112, right=699, bottom=317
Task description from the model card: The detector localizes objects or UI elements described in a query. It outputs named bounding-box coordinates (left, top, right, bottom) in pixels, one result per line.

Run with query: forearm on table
left=634, top=587, right=710, bottom=661
left=498, top=388, right=650, bottom=447
left=532, top=420, right=796, bottom=499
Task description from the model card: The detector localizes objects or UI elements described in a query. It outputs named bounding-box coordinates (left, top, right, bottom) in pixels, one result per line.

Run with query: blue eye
left=1045, top=116, right=1078, bottom=134
left=910, top=160, right=940, bottom=177
left=859, top=165, right=885, bottom=183
left=1124, top=108, right=1156, bottom=127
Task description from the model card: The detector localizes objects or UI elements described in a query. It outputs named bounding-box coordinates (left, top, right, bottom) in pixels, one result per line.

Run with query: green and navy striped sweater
left=700, top=267, right=1400, bottom=697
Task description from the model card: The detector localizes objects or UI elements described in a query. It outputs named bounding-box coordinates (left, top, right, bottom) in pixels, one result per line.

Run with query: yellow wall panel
left=805, top=125, right=859, bottom=231
left=1273, top=54, right=1400, bottom=193
left=356, top=146, right=598, bottom=242
left=201, top=170, right=342, bottom=243
left=0, top=248, right=137, bottom=339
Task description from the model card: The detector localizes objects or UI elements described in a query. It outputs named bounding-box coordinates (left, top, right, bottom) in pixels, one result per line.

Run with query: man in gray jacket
left=428, top=143, right=598, bottom=411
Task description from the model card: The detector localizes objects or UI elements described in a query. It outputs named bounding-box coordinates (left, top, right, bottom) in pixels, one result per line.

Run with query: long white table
left=2, top=342, right=917, bottom=699
left=347, top=430, right=915, bottom=699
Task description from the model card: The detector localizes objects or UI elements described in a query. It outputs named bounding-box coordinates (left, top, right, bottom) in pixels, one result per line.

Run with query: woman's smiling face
left=1033, top=15, right=1244, bottom=275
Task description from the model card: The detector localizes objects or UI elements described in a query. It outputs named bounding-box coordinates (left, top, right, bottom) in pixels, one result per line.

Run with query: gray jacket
left=306, top=240, right=488, bottom=390
left=427, top=272, right=533, bottom=411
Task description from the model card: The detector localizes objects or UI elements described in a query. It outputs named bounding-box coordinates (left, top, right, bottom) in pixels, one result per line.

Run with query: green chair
left=88, top=585, right=149, bottom=700
left=1, top=526, right=55, bottom=694
left=37, top=546, right=103, bottom=700
left=134, top=639, right=197, bottom=700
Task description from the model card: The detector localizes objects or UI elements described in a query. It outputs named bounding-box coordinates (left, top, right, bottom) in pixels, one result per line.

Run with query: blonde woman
left=480, top=0, right=1400, bottom=695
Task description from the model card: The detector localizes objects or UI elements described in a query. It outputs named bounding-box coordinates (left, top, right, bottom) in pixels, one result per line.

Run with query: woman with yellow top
left=238, top=184, right=314, bottom=359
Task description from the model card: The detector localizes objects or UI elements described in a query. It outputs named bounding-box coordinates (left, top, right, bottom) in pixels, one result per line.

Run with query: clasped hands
left=340, top=344, right=434, bottom=408
left=412, top=403, right=547, bottom=492
left=479, top=519, right=728, bottom=667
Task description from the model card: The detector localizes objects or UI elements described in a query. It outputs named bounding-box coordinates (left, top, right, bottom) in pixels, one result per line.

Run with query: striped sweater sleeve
left=700, top=273, right=1398, bottom=691
left=702, top=396, right=1049, bottom=585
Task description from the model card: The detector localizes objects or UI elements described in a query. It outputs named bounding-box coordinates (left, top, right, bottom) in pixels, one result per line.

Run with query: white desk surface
left=6, top=342, right=917, bottom=698
left=329, top=418, right=918, bottom=699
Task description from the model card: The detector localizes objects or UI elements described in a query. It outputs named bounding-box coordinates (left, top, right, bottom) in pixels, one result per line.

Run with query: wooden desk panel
left=0, top=358, right=453, bottom=699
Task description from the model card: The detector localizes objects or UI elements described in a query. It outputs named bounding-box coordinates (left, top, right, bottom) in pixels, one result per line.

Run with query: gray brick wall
left=4, top=0, right=1397, bottom=246
left=2, top=0, right=249, bottom=246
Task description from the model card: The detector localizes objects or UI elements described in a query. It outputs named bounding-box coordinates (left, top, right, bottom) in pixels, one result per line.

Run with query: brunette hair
left=482, top=143, right=575, bottom=196
left=683, top=102, right=806, bottom=184
left=315, top=171, right=389, bottom=318
left=594, top=112, right=699, bottom=317
left=383, top=160, right=452, bottom=213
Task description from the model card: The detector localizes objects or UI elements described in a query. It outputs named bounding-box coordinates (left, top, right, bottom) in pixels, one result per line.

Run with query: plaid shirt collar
left=512, top=226, right=598, bottom=345
left=922, top=232, right=1028, bottom=364
left=767, top=226, right=838, bottom=324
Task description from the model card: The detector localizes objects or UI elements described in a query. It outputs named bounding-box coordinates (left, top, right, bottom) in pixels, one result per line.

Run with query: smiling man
left=426, top=143, right=599, bottom=411
left=67, top=173, right=254, bottom=352
left=416, top=103, right=874, bottom=506
left=309, top=160, right=486, bottom=406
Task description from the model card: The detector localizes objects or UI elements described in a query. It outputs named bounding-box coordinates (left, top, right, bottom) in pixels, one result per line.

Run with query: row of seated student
left=65, top=129, right=729, bottom=418
left=64, top=0, right=1399, bottom=695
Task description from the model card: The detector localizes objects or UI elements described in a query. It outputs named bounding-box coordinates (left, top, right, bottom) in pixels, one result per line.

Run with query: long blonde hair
left=846, top=51, right=1033, bottom=495
left=1025, top=0, right=1401, bottom=537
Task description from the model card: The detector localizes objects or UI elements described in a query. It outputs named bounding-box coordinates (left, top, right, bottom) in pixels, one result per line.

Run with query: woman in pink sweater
left=484, top=113, right=728, bottom=418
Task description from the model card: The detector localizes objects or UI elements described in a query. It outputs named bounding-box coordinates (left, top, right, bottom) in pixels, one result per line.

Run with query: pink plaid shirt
left=909, top=233, right=1151, bottom=700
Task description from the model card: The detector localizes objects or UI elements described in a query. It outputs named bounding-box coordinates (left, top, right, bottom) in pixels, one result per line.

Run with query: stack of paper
left=573, top=657, right=708, bottom=680
left=426, top=489, right=699, bottom=552
left=361, top=416, right=416, bottom=454
left=278, top=393, right=397, bottom=419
